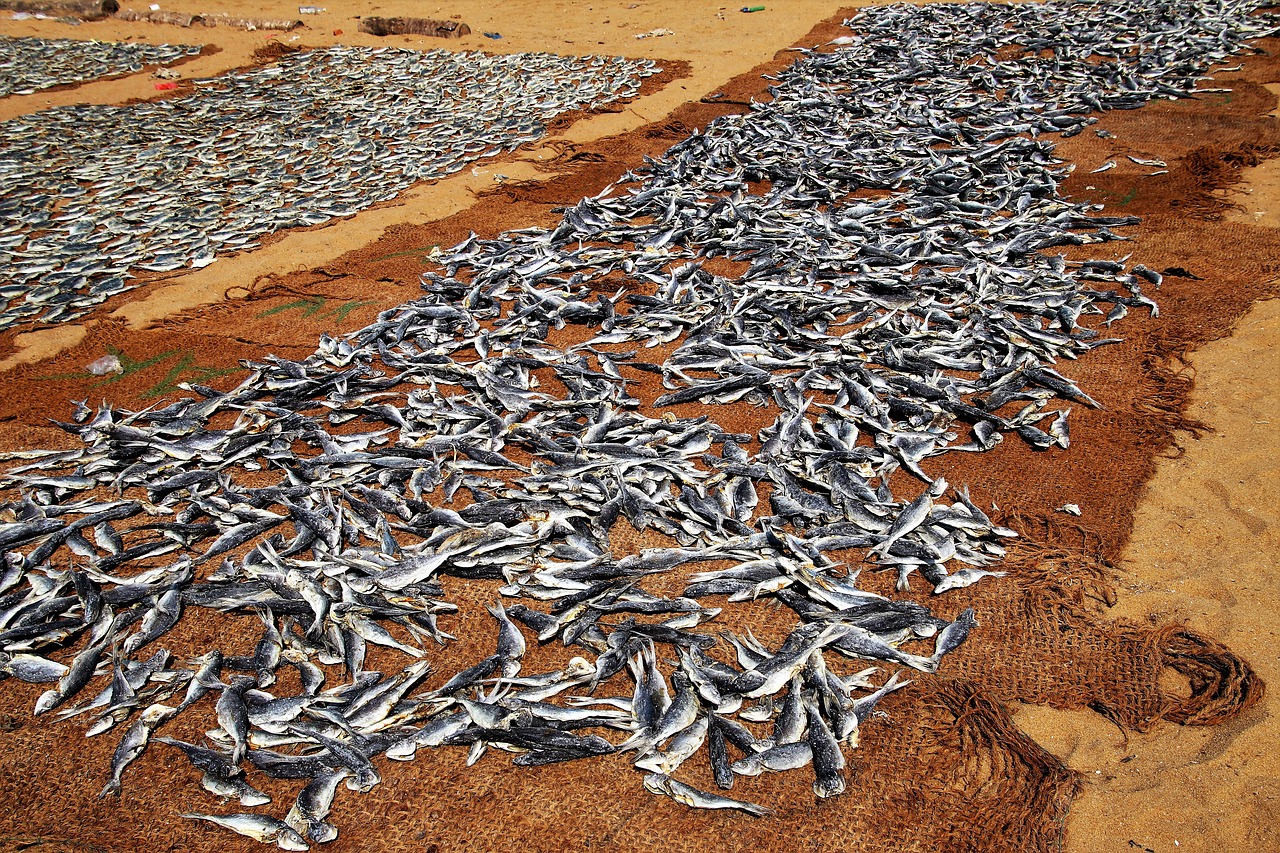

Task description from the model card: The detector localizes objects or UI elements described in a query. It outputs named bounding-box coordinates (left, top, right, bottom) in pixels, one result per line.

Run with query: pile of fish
left=0, top=47, right=659, bottom=330
left=1, top=0, right=1275, bottom=846
left=0, top=35, right=201, bottom=99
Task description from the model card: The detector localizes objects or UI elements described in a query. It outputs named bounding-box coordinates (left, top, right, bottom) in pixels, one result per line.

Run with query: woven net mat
left=0, top=12, right=1277, bottom=853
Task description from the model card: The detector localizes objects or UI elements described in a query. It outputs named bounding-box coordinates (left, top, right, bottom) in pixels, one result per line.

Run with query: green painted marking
left=256, top=297, right=377, bottom=322
left=321, top=300, right=378, bottom=322
left=38, top=368, right=106, bottom=381
left=1118, top=186, right=1138, bottom=206
left=37, top=344, right=239, bottom=398
left=371, top=245, right=438, bottom=262
left=257, top=297, right=325, bottom=318
left=92, top=346, right=182, bottom=386
left=142, top=353, right=240, bottom=398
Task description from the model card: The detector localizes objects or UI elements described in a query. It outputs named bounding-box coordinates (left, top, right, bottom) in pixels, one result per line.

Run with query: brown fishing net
left=0, top=10, right=1275, bottom=853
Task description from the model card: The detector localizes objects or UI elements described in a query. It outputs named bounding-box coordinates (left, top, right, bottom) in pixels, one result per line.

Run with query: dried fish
left=0, top=46, right=658, bottom=329
left=0, top=36, right=199, bottom=99
left=0, top=0, right=1271, bottom=843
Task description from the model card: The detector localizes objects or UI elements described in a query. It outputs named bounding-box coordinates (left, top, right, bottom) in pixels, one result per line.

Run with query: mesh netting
left=0, top=3, right=1275, bottom=852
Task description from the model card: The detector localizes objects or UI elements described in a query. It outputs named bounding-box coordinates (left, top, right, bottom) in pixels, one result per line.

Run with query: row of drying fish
left=0, top=46, right=659, bottom=329
left=2, top=0, right=1275, bottom=847
left=0, top=35, right=200, bottom=99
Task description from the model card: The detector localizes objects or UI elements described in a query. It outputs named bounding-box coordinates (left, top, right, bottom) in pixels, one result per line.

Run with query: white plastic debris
left=86, top=355, right=123, bottom=376
left=1056, top=503, right=1082, bottom=516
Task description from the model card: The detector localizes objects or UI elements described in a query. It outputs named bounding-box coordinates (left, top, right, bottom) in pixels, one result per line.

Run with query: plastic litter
left=9, top=11, right=79, bottom=23
left=85, top=355, right=122, bottom=376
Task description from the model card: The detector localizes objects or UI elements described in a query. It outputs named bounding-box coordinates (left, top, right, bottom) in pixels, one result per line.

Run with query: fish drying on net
left=0, top=47, right=659, bottom=330
left=0, top=36, right=201, bottom=99
left=0, top=0, right=1274, bottom=846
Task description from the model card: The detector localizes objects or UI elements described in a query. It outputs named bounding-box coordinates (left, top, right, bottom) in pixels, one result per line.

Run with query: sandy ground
left=1017, top=295, right=1280, bottom=852
left=0, top=1, right=1278, bottom=850
left=1022, top=98, right=1280, bottom=853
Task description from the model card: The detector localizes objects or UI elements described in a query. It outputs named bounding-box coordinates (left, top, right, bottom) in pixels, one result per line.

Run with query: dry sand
left=1018, top=295, right=1280, bottom=852
left=0, top=1, right=1277, bottom=850
left=1019, top=71, right=1280, bottom=852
